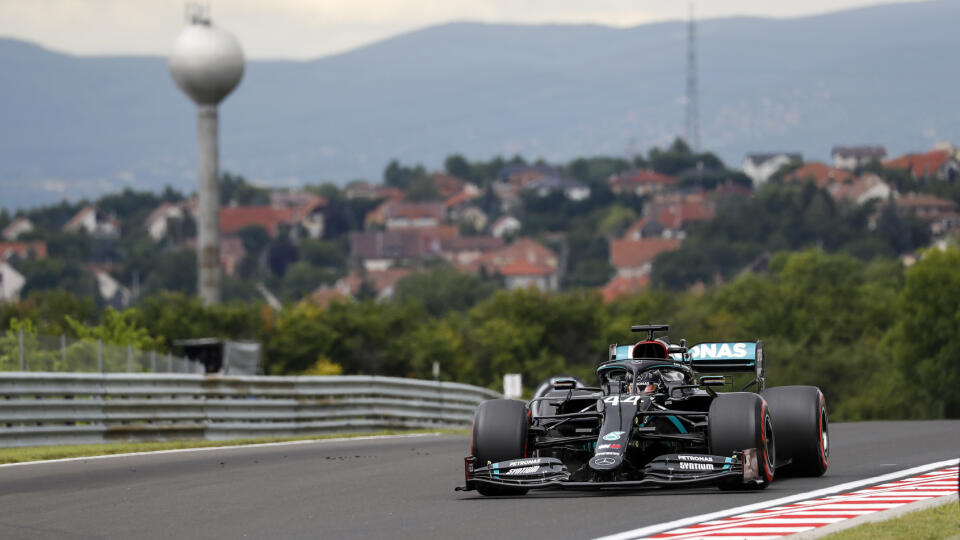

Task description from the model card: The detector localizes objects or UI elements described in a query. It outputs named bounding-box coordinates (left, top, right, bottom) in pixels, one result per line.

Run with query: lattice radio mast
left=685, top=3, right=700, bottom=151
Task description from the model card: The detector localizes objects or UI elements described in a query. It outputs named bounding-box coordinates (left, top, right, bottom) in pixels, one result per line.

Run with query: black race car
left=456, top=324, right=829, bottom=495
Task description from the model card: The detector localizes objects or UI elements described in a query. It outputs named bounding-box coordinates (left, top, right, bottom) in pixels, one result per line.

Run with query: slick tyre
left=471, top=399, right=530, bottom=496
left=708, top=392, right=775, bottom=490
left=762, top=386, right=829, bottom=477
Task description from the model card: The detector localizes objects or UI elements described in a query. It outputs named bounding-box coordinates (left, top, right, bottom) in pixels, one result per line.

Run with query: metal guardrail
left=0, top=373, right=501, bottom=448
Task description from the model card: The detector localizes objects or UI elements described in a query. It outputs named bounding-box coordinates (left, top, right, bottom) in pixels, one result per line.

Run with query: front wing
left=455, top=450, right=761, bottom=492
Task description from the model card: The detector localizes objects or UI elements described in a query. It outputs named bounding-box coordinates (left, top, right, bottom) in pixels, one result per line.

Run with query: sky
left=0, top=0, right=921, bottom=60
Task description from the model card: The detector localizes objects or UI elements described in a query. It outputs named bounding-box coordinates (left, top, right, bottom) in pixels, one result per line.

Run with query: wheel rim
left=820, top=406, right=830, bottom=462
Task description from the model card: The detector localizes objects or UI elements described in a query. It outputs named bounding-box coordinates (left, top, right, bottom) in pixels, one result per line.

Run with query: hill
left=2, top=0, right=960, bottom=208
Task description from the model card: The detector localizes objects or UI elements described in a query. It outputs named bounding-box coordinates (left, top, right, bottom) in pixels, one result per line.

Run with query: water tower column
left=169, top=9, right=244, bottom=306
left=197, top=104, right=220, bottom=304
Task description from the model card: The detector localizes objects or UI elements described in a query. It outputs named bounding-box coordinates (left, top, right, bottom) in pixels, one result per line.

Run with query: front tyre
left=709, top=392, right=775, bottom=490
left=762, top=386, right=829, bottom=477
left=471, top=399, right=530, bottom=496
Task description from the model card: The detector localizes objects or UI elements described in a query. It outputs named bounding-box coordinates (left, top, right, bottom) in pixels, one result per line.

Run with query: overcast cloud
left=0, top=0, right=923, bottom=59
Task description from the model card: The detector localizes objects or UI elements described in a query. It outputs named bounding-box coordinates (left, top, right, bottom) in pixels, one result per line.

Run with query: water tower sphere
left=169, top=24, right=244, bottom=106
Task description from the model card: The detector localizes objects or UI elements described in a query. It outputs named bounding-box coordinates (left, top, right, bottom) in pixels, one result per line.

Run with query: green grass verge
left=823, top=499, right=960, bottom=540
left=0, top=429, right=469, bottom=464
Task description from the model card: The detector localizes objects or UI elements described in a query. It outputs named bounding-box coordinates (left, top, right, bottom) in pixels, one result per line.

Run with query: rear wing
left=681, top=340, right=766, bottom=390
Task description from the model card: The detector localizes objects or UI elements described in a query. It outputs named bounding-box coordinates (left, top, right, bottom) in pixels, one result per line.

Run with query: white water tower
left=169, top=4, right=244, bottom=305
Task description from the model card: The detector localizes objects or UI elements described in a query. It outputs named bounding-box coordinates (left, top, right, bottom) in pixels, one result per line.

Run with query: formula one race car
left=457, top=325, right=829, bottom=495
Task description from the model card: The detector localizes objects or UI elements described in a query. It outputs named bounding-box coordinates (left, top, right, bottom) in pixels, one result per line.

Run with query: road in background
left=0, top=421, right=957, bottom=539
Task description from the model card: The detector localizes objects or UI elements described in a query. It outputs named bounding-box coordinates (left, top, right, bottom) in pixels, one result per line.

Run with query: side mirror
left=552, top=378, right=578, bottom=390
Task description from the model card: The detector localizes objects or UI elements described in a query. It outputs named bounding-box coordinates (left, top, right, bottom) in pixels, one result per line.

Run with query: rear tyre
left=762, top=386, right=829, bottom=477
left=708, top=392, right=775, bottom=490
left=471, top=399, right=530, bottom=496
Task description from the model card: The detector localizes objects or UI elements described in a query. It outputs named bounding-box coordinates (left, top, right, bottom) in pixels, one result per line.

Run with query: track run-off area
left=0, top=421, right=956, bottom=539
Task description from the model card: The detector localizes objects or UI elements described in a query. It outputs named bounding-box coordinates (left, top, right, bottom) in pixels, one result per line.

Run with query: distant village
left=2, top=142, right=958, bottom=306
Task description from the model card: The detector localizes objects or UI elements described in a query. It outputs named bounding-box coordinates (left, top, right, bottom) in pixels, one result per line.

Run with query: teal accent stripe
left=666, top=415, right=687, bottom=433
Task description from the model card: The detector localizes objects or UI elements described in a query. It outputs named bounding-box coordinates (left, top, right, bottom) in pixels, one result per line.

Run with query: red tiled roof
left=656, top=202, right=716, bottom=229
left=443, top=190, right=478, bottom=208
left=432, top=173, right=468, bottom=199
left=0, top=241, right=47, bottom=260
left=220, top=206, right=296, bottom=236
left=498, top=259, right=554, bottom=277
left=884, top=150, right=953, bottom=178
left=613, top=170, right=678, bottom=187
left=785, top=162, right=853, bottom=188
left=601, top=275, right=649, bottom=303
left=439, top=236, right=504, bottom=253
left=609, top=238, right=681, bottom=269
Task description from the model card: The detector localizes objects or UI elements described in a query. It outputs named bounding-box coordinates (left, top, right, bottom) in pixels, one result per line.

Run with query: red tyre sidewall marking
left=818, top=391, right=829, bottom=467
left=759, top=402, right=774, bottom=482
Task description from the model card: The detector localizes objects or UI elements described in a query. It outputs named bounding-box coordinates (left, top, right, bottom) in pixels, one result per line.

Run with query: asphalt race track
left=0, top=421, right=957, bottom=540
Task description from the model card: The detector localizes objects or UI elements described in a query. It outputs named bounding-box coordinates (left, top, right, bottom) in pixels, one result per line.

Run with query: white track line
left=0, top=432, right=444, bottom=469
left=593, top=457, right=959, bottom=540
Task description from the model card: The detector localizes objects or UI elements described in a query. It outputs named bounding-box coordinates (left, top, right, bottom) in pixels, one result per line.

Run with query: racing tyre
left=708, top=392, right=775, bottom=490
left=471, top=399, right=530, bottom=496
left=762, top=386, right=829, bottom=477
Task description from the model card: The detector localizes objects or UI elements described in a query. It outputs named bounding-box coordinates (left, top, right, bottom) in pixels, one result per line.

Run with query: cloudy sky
left=0, top=0, right=918, bottom=59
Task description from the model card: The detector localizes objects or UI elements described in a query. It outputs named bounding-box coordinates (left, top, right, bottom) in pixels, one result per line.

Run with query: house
left=498, top=164, right=557, bottom=186
left=524, top=175, right=591, bottom=201
left=742, top=153, right=802, bottom=185
left=464, top=237, right=559, bottom=291
left=884, top=149, right=960, bottom=182
left=94, top=270, right=131, bottom=308
left=314, top=267, right=414, bottom=302
left=654, top=201, right=716, bottom=233
left=490, top=216, right=521, bottom=238
left=432, top=173, right=479, bottom=199
left=144, top=202, right=187, bottom=242
left=0, top=242, right=47, bottom=261
left=609, top=170, right=679, bottom=196
left=827, top=174, right=895, bottom=205
left=600, top=275, right=649, bottom=303
left=2, top=217, right=33, bottom=241
left=0, top=262, right=25, bottom=302
left=439, top=236, right=504, bottom=266
left=62, top=206, right=120, bottom=238
left=609, top=238, right=681, bottom=278
left=350, top=227, right=458, bottom=271
left=343, top=181, right=380, bottom=200
left=220, top=237, right=246, bottom=277
left=832, top=146, right=886, bottom=170
left=498, top=259, right=558, bottom=291
left=365, top=201, right=446, bottom=230
left=784, top=162, right=854, bottom=188
left=871, top=194, right=960, bottom=237
left=220, top=206, right=296, bottom=237
left=444, top=191, right=487, bottom=230
left=623, top=218, right=667, bottom=241
left=268, top=191, right=328, bottom=239
left=471, top=238, right=558, bottom=273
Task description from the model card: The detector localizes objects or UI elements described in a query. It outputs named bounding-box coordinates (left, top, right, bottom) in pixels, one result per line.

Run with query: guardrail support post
left=97, top=339, right=103, bottom=373
left=18, top=327, right=24, bottom=371
left=127, top=345, right=133, bottom=372
left=167, top=352, right=172, bottom=372
left=151, top=350, right=157, bottom=372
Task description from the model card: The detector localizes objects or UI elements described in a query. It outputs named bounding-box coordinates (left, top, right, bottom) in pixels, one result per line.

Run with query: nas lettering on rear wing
left=672, top=341, right=763, bottom=374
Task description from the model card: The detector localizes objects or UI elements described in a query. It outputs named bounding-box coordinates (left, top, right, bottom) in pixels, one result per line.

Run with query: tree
left=889, top=247, right=960, bottom=418
left=392, top=269, right=498, bottom=317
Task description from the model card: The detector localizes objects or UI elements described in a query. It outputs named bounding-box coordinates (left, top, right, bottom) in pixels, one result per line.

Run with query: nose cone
left=169, top=24, right=245, bottom=105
